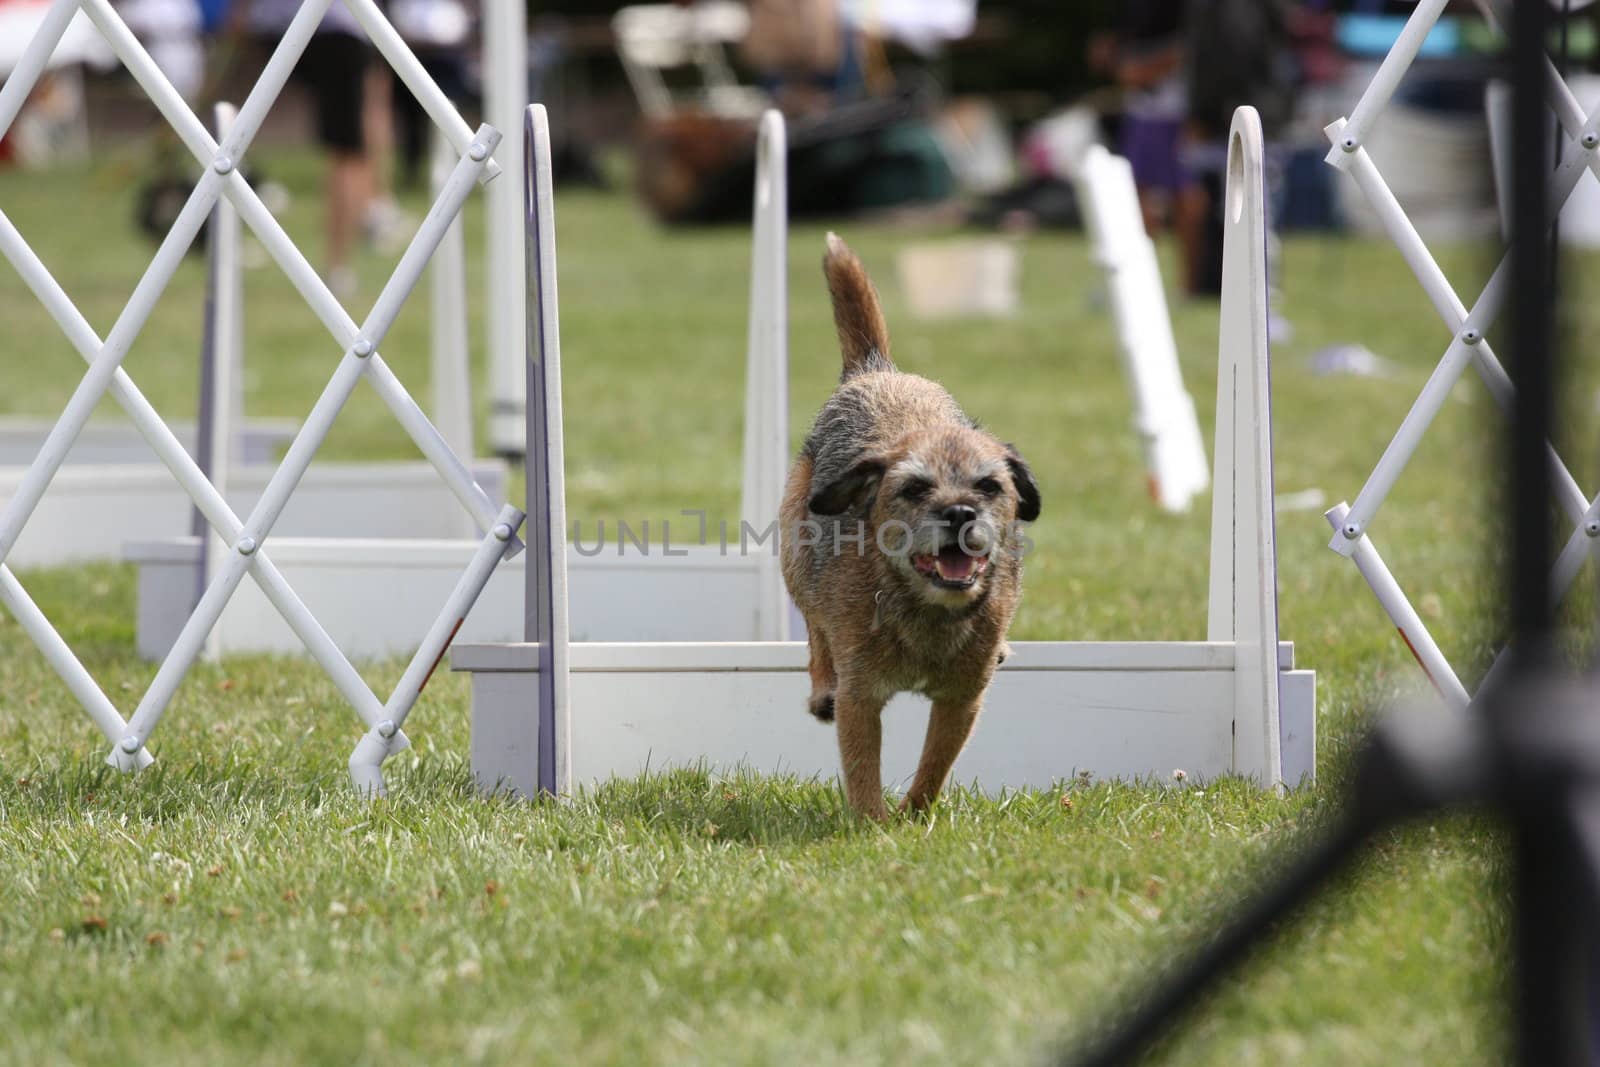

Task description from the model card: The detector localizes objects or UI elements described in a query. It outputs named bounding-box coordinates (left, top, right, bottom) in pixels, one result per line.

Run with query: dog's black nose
left=941, top=504, right=978, bottom=529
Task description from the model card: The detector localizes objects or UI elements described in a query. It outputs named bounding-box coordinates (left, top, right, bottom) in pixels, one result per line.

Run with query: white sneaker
left=363, top=197, right=414, bottom=253
left=327, top=264, right=357, bottom=302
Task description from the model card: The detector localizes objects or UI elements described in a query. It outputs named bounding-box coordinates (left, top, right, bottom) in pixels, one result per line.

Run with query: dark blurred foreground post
left=1062, top=0, right=1600, bottom=1062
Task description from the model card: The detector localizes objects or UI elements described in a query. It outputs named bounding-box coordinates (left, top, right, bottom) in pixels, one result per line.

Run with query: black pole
left=1507, top=0, right=1556, bottom=648
left=1503, top=2, right=1589, bottom=1063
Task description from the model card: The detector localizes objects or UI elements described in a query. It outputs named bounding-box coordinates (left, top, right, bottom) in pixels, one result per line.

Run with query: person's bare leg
left=1175, top=181, right=1209, bottom=296
left=1138, top=187, right=1164, bottom=235
left=326, top=148, right=371, bottom=276
left=363, top=63, right=394, bottom=205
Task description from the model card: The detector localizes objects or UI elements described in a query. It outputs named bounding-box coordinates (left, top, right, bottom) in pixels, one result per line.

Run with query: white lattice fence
left=1324, top=0, right=1600, bottom=705
left=0, top=0, right=523, bottom=793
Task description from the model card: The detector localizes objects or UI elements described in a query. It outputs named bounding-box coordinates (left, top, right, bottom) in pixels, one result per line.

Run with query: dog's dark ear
left=1005, top=446, right=1041, bottom=522
left=809, top=456, right=886, bottom=515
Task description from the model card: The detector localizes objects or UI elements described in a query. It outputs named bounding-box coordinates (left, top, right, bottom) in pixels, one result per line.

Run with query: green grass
left=1, top=146, right=1595, bottom=1064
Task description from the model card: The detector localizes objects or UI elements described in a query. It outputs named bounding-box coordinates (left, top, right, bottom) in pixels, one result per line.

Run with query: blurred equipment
left=931, top=97, right=1012, bottom=196
left=1308, top=343, right=1398, bottom=381
left=637, top=78, right=952, bottom=223
left=838, top=0, right=975, bottom=57
left=1073, top=144, right=1208, bottom=514
left=0, top=0, right=114, bottom=165
left=624, top=0, right=970, bottom=223
left=613, top=2, right=768, bottom=119
left=966, top=105, right=1099, bottom=231
left=894, top=238, right=1017, bottom=320
left=118, top=0, right=203, bottom=101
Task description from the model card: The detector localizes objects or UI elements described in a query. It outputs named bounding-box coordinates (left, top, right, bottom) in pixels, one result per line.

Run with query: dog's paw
left=807, top=692, right=836, bottom=722
left=897, top=794, right=936, bottom=819
left=997, top=641, right=1014, bottom=666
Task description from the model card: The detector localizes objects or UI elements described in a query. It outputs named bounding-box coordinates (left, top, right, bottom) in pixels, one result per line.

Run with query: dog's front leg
left=833, top=685, right=889, bottom=821
left=901, top=696, right=984, bottom=813
left=806, top=627, right=838, bottom=721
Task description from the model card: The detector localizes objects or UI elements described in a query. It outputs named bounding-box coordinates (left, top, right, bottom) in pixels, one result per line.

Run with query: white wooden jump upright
left=456, top=105, right=1314, bottom=800
left=1321, top=0, right=1600, bottom=706
left=0, top=0, right=522, bottom=793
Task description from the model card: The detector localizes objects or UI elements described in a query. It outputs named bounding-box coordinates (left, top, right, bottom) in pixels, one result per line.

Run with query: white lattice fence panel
left=0, top=0, right=523, bottom=793
left=1324, top=0, right=1600, bottom=705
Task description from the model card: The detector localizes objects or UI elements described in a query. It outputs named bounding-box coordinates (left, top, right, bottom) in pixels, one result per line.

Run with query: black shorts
left=290, top=31, right=369, bottom=154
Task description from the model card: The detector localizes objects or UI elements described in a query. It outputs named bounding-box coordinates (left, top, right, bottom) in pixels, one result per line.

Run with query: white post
left=1206, top=108, right=1283, bottom=787
left=1074, top=145, right=1208, bottom=512
left=741, top=111, right=789, bottom=641
left=484, top=0, right=528, bottom=456
left=430, top=124, right=475, bottom=492
left=201, top=101, right=242, bottom=660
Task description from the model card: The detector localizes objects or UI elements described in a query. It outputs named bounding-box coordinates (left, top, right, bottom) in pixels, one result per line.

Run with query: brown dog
left=780, top=235, right=1041, bottom=821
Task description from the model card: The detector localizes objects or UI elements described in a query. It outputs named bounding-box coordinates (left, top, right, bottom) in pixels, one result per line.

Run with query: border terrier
left=781, top=234, right=1041, bottom=821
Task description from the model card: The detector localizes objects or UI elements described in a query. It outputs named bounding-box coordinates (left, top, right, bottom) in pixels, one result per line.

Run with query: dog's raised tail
left=823, top=233, right=893, bottom=380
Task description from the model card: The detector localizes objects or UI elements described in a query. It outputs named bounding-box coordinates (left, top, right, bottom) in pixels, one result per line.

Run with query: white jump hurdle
left=455, top=105, right=1314, bottom=800
left=127, top=111, right=792, bottom=659
left=1322, top=0, right=1600, bottom=705
left=0, top=0, right=521, bottom=793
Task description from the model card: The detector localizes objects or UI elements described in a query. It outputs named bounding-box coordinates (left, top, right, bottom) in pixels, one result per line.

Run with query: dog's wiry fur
left=781, top=234, right=1041, bottom=821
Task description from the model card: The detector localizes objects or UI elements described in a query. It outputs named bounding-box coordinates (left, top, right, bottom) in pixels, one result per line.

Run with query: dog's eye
left=975, top=476, right=1003, bottom=496
left=898, top=478, right=933, bottom=501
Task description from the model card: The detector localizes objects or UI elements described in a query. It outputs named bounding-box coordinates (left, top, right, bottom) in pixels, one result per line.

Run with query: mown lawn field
left=1, top=143, right=1596, bottom=1064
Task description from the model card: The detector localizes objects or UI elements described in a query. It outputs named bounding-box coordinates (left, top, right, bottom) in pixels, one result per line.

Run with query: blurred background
left=8, top=0, right=1591, bottom=260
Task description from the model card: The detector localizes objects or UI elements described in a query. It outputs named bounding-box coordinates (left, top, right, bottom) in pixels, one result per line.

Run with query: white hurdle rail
left=457, top=105, right=1314, bottom=799
left=0, top=0, right=522, bottom=793
left=1321, top=0, right=1600, bottom=707
left=127, top=110, right=792, bottom=659
left=1074, top=144, right=1210, bottom=514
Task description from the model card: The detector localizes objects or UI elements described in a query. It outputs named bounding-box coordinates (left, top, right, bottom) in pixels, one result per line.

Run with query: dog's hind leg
left=806, top=628, right=838, bottom=722
left=900, top=697, right=983, bottom=814
left=834, top=685, right=889, bottom=821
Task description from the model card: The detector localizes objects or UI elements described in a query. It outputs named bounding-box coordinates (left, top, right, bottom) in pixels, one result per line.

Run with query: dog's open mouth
left=912, top=545, right=990, bottom=589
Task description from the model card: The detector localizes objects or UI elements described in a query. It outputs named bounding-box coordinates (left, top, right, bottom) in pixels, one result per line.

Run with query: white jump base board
left=128, top=541, right=775, bottom=660
left=5, top=459, right=506, bottom=568
left=454, top=641, right=1316, bottom=795
left=0, top=416, right=298, bottom=467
